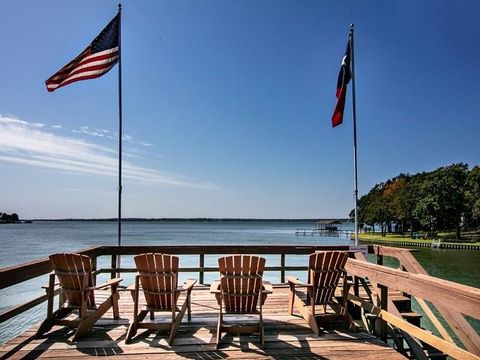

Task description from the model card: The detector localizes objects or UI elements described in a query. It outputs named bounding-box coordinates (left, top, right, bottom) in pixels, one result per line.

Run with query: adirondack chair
left=210, top=255, right=273, bottom=348
left=125, top=253, right=196, bottom=345
left=287, top=251, right=350, bottom=335
left=35, top=253, right=122, bottom=340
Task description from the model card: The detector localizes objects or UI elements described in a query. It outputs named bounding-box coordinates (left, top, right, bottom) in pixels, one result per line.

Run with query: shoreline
left=27, top=217, right=350, bottom=222
left=357, top=236, right=480, bottom=250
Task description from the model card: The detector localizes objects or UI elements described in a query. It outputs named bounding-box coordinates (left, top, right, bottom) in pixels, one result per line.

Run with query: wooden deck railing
left=0, top=244, right=365, bottom=323
left=0, top=244, right=479, bottom=360
left=349, top=245, right=480, bottom=359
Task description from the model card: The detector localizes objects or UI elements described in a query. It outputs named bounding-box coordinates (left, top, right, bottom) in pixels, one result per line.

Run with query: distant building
left=315, top=219, right=340, bottom=231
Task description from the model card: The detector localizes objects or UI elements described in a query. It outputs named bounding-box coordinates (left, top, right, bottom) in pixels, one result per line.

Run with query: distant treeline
left=352, top=163, right=480, bottom=239
left=37, top=218, right=350, bottom=223
left=0, top=212, right=19, bottom=223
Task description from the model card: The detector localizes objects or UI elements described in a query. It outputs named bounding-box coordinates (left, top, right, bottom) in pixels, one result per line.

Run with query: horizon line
left=26, top=217, right=351, bottom=222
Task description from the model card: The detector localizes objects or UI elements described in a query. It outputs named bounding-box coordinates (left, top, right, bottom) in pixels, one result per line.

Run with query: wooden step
left=391, top=295, right=412, bottom=312
left=399, top=311, right=422, bottom=327
left=420, top=329, right=448, bottom=360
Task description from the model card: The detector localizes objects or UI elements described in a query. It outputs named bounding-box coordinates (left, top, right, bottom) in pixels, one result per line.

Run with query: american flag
left=46, top=14, right=120, bottom=92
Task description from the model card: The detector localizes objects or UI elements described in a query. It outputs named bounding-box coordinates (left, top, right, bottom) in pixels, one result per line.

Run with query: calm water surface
left=0, top=220, right=478, bottom=344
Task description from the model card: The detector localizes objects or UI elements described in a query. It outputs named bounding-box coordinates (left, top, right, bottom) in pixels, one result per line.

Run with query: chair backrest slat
left=50, top=253, right=94, bottom=307
left=219, top=255, right=265, bottom=313
left=134, top=253, right=179, bottom=310
left=307, top=251, right=348, bottom=305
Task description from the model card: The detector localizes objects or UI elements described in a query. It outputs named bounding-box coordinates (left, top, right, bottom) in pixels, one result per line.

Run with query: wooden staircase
left=347, top=283, right=448, bottom=360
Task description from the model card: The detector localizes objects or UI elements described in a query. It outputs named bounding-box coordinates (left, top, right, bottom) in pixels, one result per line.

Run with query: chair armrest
left=42, top=283, right=60, bottom=289
left=86, top=277, right=122, bottom=291
left=287, top=276, right=312, bottom=287
left=42, top=273, right=58, bottom=290
left=176, top=279, right=197, bottom=292
left=210, top=280, right=221, bottom=294
left=262, top=281, right=273, bottom=294
left=126, top=283, right=136, bottom=292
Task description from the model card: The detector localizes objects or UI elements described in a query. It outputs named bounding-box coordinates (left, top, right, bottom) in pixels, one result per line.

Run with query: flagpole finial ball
left=118, top=3, right=122, bottom=10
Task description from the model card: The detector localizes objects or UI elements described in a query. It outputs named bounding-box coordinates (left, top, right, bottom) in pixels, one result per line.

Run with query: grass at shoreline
left=357, top=232, right=480, bottom=246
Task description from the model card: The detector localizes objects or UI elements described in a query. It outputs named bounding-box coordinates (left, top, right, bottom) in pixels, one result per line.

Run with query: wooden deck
left=0, top=285, right=405, bottom=360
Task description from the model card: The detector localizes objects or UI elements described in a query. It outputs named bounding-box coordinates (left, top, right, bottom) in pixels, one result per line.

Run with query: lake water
left=0, top=220, right=479, bottom=345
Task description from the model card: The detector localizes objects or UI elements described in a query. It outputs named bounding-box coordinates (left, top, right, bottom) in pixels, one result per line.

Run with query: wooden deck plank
left=0, top=286, right=405, bottom=359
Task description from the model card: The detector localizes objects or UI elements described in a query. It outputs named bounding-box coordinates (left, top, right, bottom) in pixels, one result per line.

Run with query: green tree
left=413, top=164, right=467, bottom=239
left=356, top=163, right=475, bottom=239
left=465, top=166, right=480, bottom=227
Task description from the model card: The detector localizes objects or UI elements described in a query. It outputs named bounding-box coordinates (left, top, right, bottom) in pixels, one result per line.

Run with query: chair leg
left=187, top=292, right=192, bottom=321
left=35, top=318, right=54, bottom=339
left=288, top=285, right=295, bottom=315
left=168, top=307, right=178, bottom=345
left=126, top=310, right=148, bottom=343
left=36, top=274, right=56, bottom=338
left=342, top=280, right=352, bottom=329
left=35, top=307, right=74, bottom=338
left=150, top=311, right=155, bottom=320
left=127, top=275, right=141, bottom=344
left=293, top=291, right=320, bottom=337
left=111, top=284, right=120, bottom=320
left=79, top=276, right=89, bottom=320
left=169, top=295, right=191, bottom=345
left=126, top=321, right=138, bottom=344
left=73, top=321, right=89, bottom=341
left=216, top=313, right=223, bottom=349
left=259, top=311, right=264, bottom=348
left=74, top=293, right=119, bottom=341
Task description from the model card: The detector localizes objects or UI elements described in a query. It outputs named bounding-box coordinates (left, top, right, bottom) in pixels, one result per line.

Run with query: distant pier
left=295, top=228, right=354, bottom=237
left=295, top=219, right=354, bottom=237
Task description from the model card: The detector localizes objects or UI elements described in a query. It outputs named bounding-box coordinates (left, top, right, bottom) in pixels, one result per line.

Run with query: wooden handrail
left=346, top=257, right=480, bottom=358
left=1, top=245, right=368, bottom=289
left=348, top=293, right=479, bottom=360
left=97, top=244, right=369, bottom=255
left=346, top=258, right=480, bottom=319
left=0, top=246, right=102, bottom=290
left=386, top=246, right=480, bottom=355
left=0, top=245, right=371, bottom=324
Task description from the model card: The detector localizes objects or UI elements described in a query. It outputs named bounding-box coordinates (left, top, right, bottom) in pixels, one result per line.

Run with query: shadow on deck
left=0, top=285, right=404, bottom=360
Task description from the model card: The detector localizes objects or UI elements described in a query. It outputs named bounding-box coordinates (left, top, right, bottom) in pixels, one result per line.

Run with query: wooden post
left=47, top=273, right=55, bottom=317
left=91, top=256, right=97, bottom=286
left=376, top=254, right=383, bottom=266
left=111, top=254, right=117, bottom=280
left=354, top=276, right=359, bottom=296
left=401, top=265, right=411, bottom=299
left=378, top=284, right=388, bottom=343
left=199, top=254, right=205, bottom=284
left=280, top=254, right=286, bottom=283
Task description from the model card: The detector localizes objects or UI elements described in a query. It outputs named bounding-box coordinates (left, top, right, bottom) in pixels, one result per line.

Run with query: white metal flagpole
left=117, top=3, right=123, bottom=270
left=349, top=24, right=359, bottom=246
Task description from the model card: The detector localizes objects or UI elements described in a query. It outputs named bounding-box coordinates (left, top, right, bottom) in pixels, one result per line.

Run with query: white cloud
left=72, top=126, right=106, bottom=137
left=60, top=188, right=113, bottom=195
left=0, top=114, right=221, bottom=192
left=71, top=125, right=153, bottom=147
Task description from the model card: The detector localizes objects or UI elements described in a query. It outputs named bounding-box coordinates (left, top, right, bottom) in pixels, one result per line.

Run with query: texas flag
left=331, top=38, right=352, bottom=127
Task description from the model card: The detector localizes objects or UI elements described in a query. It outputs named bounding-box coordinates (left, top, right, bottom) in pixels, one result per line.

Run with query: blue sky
left=1, top=0, right=479, bottom=219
